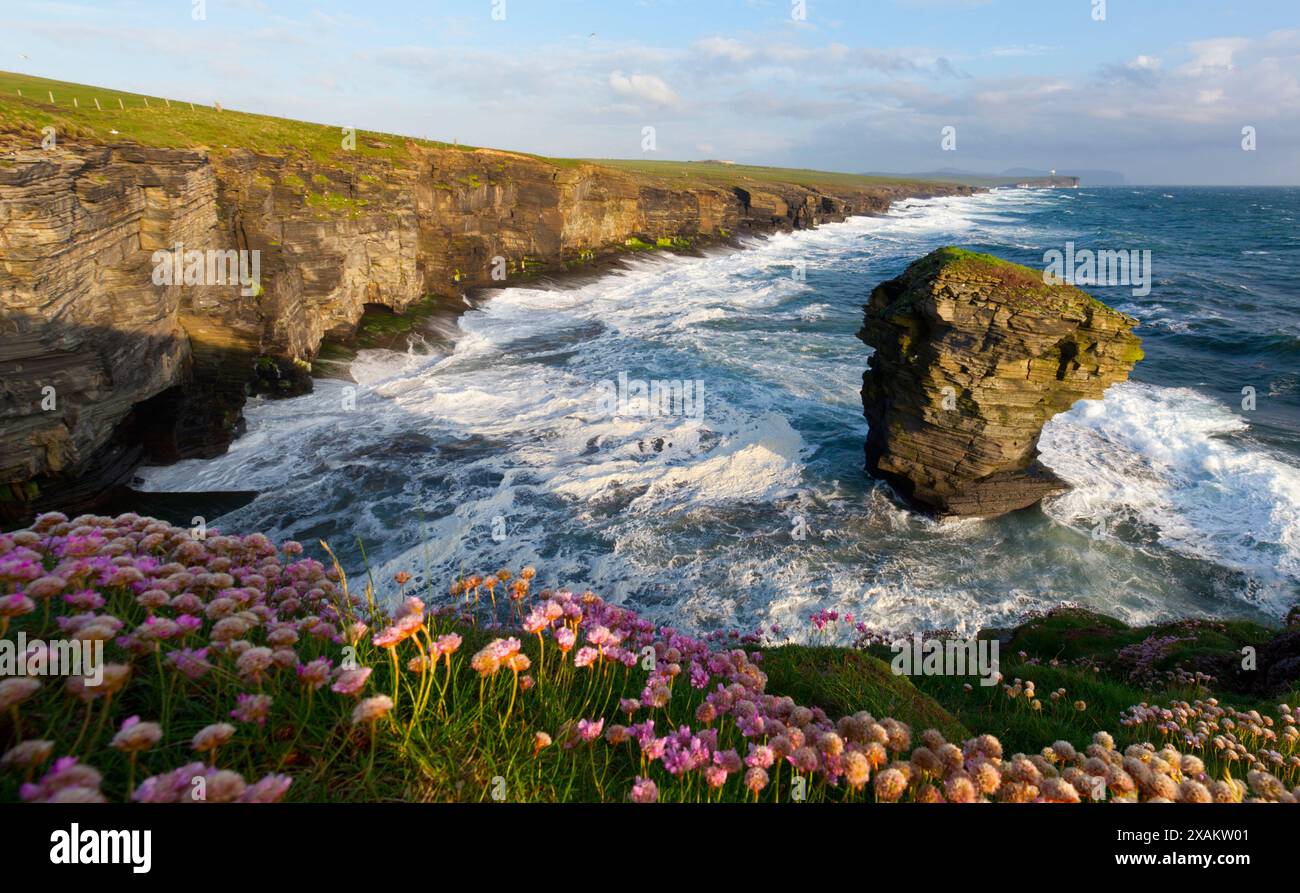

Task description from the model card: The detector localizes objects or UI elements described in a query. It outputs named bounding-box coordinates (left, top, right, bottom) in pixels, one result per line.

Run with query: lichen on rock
left=858, top=247, right=1143, bottom=518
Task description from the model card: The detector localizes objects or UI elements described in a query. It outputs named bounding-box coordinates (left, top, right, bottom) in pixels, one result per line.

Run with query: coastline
left=113, top=194, right=982, bottom=530
left=319, top=180, right=1024, bottom=378
left=0, top=167, right=974, bottom=529
left=117, top=186, right=1300, bottom=638
left=313, top=214, right=877, bottom=375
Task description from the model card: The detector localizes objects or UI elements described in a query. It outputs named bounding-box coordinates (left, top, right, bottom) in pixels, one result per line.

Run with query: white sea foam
left=136, top=188, right=1300, bottom=633
left=1040, top=382, right=1300, bottom=616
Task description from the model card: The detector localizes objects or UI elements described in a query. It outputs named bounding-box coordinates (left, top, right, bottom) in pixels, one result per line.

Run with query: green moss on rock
left=763, top=645, right=969, bottom=742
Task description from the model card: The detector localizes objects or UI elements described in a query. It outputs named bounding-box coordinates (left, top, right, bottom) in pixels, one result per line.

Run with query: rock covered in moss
left=858, top=247, right=1142, bottom=518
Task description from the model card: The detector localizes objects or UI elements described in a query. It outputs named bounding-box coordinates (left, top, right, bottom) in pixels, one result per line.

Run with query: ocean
left=136, top=186, right=1300, bottom=636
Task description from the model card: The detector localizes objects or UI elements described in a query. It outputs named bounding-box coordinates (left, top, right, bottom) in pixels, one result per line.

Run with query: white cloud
left=988, top=44, right=1056, bottom=58
left=1180, top=37, right=1250, bottom=76
left=608, top=70, right=679, bottom=107
left=694, top=36, right=755, bottom=63
left=6, top=2, right=1296, bottom=184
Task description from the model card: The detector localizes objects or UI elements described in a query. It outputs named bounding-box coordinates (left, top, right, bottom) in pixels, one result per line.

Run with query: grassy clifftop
left=0, top=70, right=937, bottom=194
left=0, top=69, right=470, bottom=163
left=810, top=608, right=1299, bottom=759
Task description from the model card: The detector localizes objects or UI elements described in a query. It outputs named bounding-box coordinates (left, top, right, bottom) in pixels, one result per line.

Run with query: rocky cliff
left=0, top=133, right=971, bottom=524
left=858, top=247, right=1142, bottom=518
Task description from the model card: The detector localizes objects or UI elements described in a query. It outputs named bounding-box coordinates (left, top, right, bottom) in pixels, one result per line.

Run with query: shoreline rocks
left=858, top=247, right=1143, bottom=518
left=0, top=135, right=973, bottom=526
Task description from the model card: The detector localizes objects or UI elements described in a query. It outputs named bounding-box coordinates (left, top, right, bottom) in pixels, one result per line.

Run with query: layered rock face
left=0, top=135, right=972, bottom=523
left=0, top=146, right=220, bottom=512
left=858, top=247, right=1142, bottom=518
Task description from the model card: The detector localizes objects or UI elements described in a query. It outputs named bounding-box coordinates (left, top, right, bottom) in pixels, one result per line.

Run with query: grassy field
left=0, top=70, right=934, bottom=192
left=588, top=158, right=934, bottom=191
left=0, top=69, right=467, bottom=164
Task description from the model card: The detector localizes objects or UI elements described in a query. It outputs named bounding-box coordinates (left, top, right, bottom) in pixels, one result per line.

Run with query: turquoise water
left=138, top=187, right=1300, bottom=635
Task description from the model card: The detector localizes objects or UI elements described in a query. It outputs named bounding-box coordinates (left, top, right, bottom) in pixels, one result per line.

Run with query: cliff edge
left=0, top=71, right=973, bottom=525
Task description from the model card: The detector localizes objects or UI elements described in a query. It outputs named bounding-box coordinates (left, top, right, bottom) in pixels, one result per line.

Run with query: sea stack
left=858, top=247, right=1143, bottom=518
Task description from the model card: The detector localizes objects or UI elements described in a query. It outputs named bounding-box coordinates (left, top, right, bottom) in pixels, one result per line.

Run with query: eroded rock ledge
left=0, top=137, right=972, bottom=524
left=858, top=247, right=1142, bottom=518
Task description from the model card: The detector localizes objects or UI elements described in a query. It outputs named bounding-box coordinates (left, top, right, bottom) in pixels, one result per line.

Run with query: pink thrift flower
left=351, top=695, right=394, bottom=725
left=297, top=657, right=333, bottom=690
left=166, top=647, right=213, bottom=680
left=20, top=757, right=105, bottom=803
left=372, top=613, right=423, bottom=648
left=235, top=646, right=275, bottom=683
left=25, top=575, right=67, bottom=600
left=435, top=632, right=462, bottom=657
left=331, top=667, right=372, bottom=696
left=1, top=739, right=54, bottom=770
left=470, top=645, right=502, bottom=676
left=111, top=716, right=163, bottom=753
left=231, top=693, right=273, bottom=726
left=395, top=596, right=425, bottom=619
left=0, top=677, right=41, bottom=711
left=193, top=723, right=235, bottom=753
left=240, top=773, right=294, bottom=803
left=744, top=767, right=770, bottom=795
left=62, top=590, right=102, bottom=611
left=746, top=744, right=775, bottom=769
left=629, top=776, right=659, bottom=803
left=523, top=608, right=548, bottom=634
left=0, top=593, right=36, bottom=617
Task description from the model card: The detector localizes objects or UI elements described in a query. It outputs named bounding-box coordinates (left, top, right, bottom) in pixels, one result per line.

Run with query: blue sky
left=4, top=0, right=1299, bottom=183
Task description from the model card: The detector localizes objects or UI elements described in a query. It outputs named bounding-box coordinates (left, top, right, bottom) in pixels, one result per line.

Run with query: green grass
left=881, top=609, right=1300, bottom=757
left=763, top=646, right=969, bottom=742
left=0, top=71, right=950, bottom=197
left=589, top=158, right=931, bottom=191
left=313, top=294, right=459, bottom=372
left=304, top=190, right=369, bottom=217
left=886, top=247, right=1138, bottom=323
left=0, top=70, right=464, bottom=166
